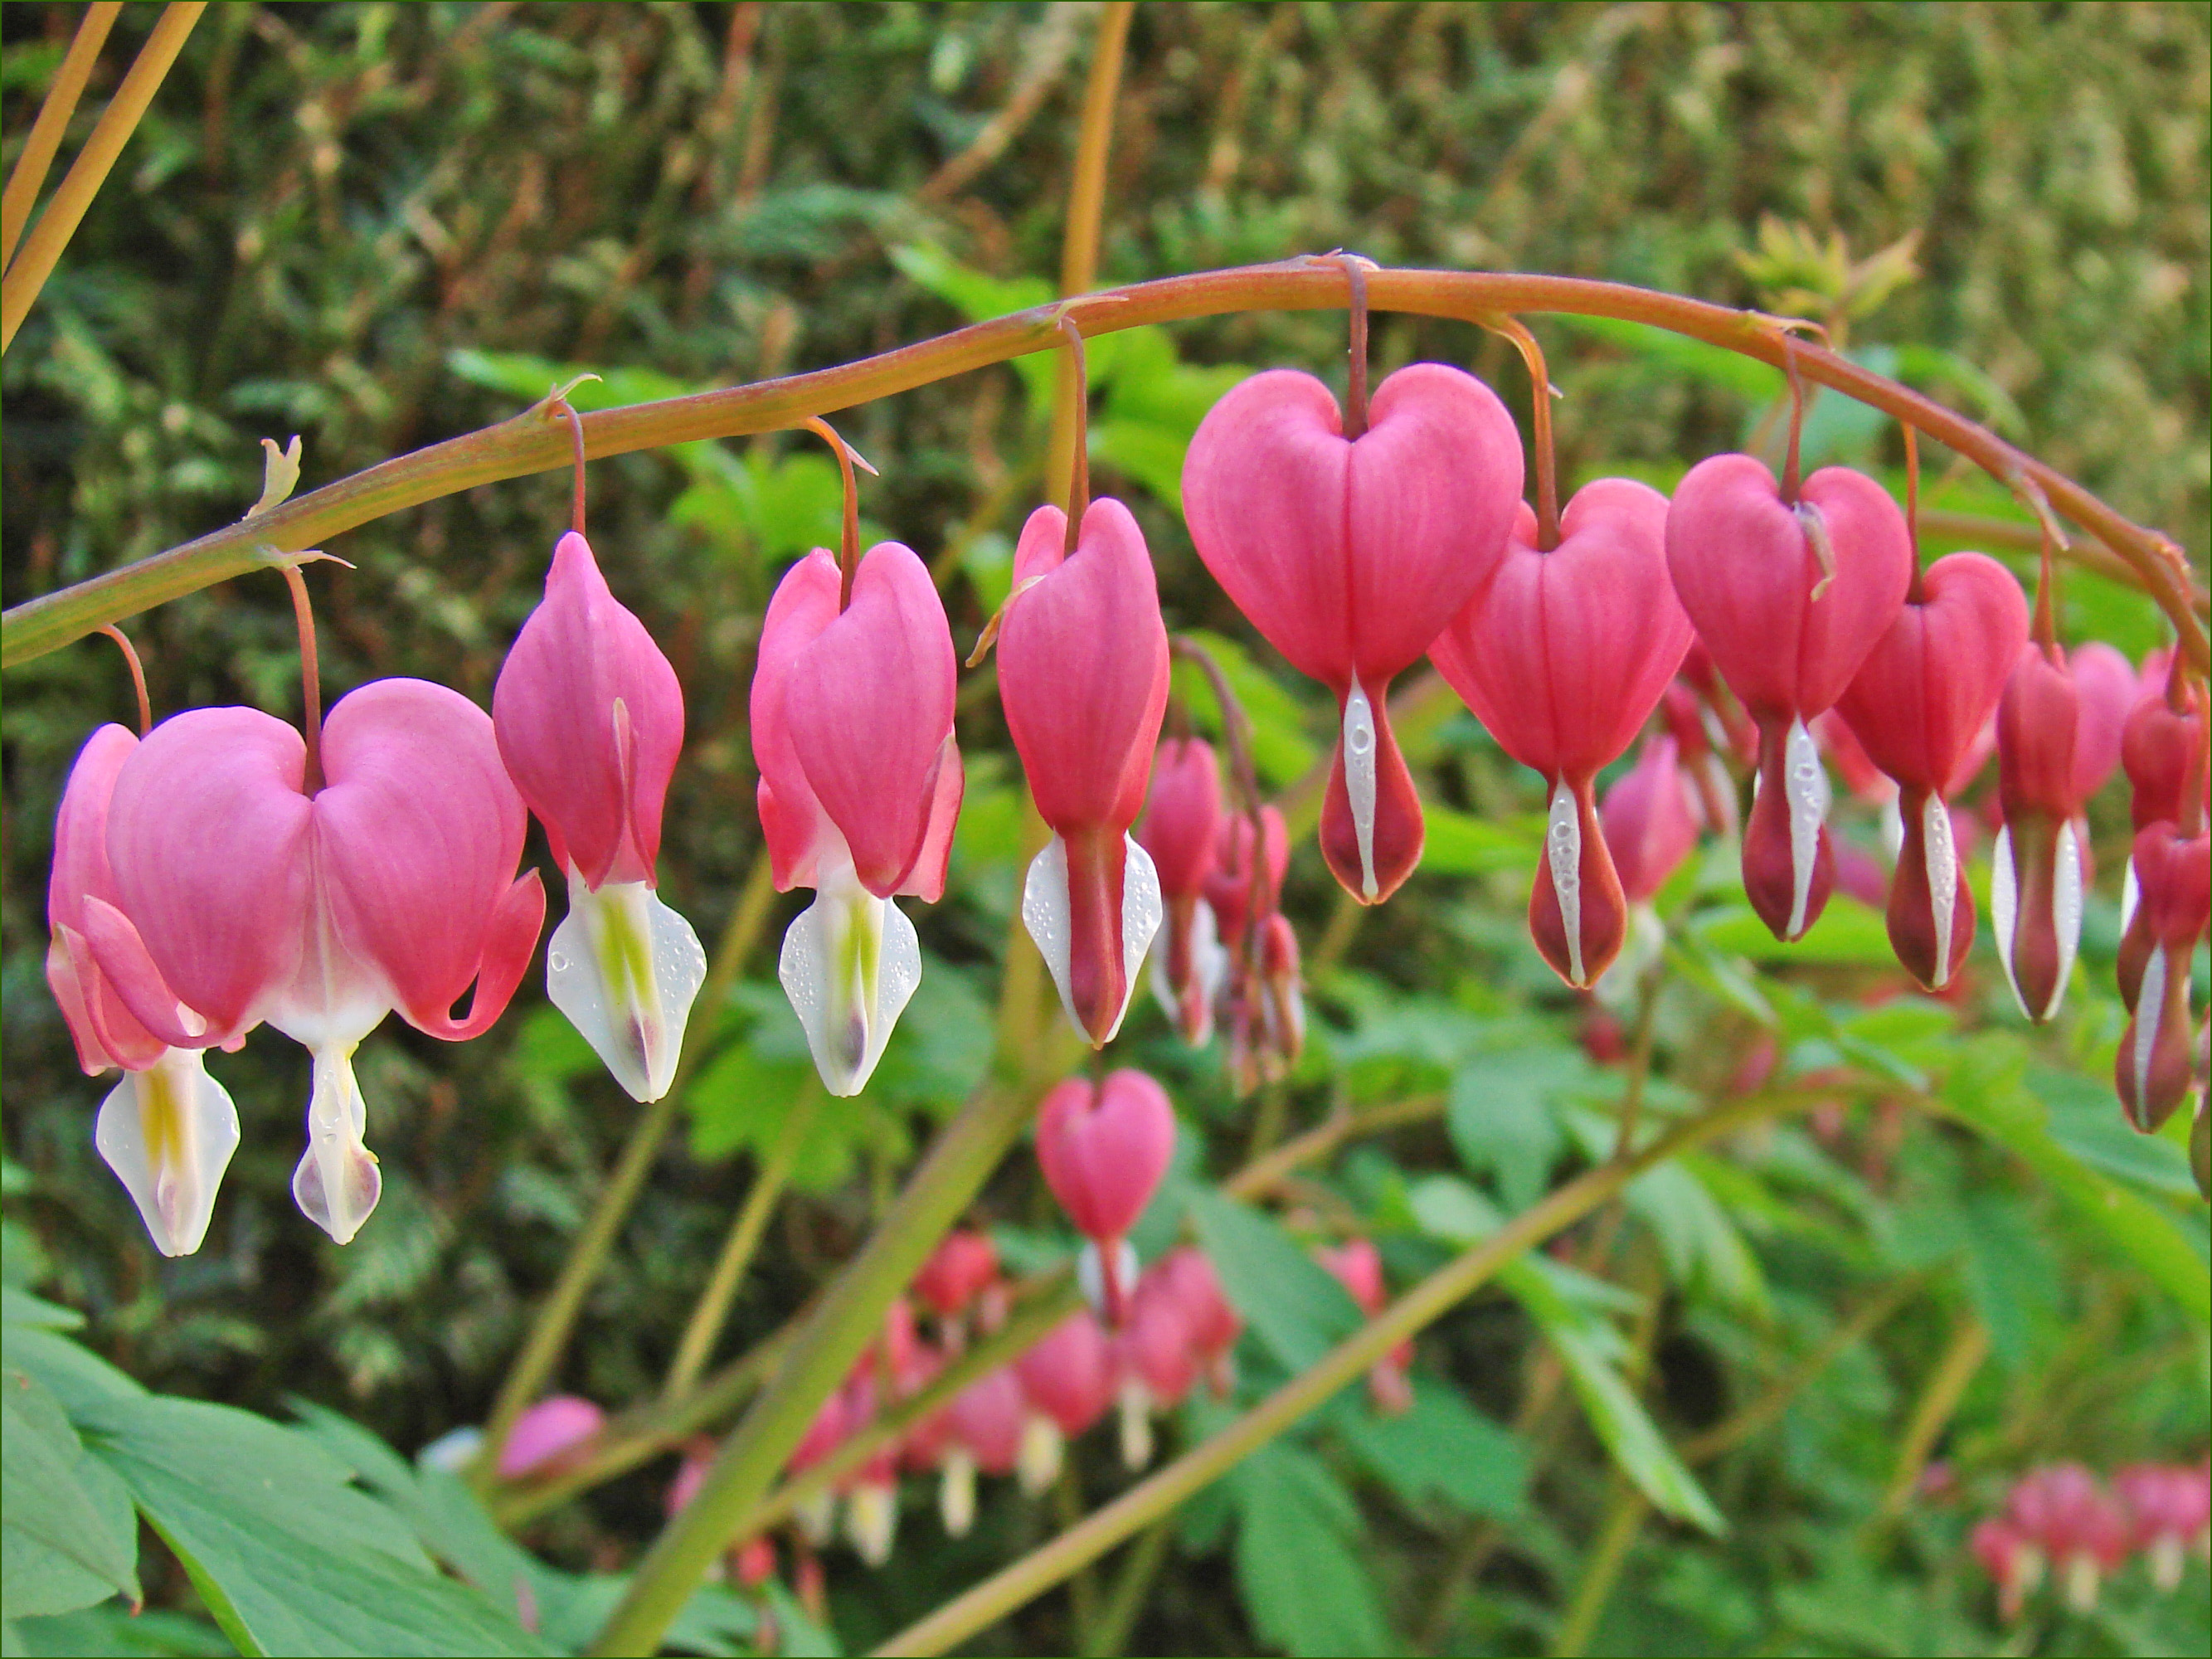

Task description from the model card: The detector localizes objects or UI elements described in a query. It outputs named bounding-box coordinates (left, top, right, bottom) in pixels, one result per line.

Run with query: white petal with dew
left=1782, top=716, right=1830, bottom=938
left=778, top=864, right=921, bottom=1097
left=547, top=873, right=707, bottom=1102
left=1016, top=1415, right=1064, bottom=1496
left=96, top=1048, right=241, bottom=1258
left=1076, top=1236, right=1140, bottom=1320
left=1545, top=780, right=1587, bottom=985
left=1022, top=834, right=1164, bottom=1044
left=2045, top=820, right=2083, bottom=1020
left=1923, top=793, right=1959, bottom=988
left=1341, top=682, right=1381, bottom=900
left=1991, top=825, right=2025, bottom=1016
left=292, top=1043, right=382, bottom=1244
left=2132, top=948, right=2167, bottom=1107
left=937, top=1451, right=977, bottom=1538
left=2120, top=858, right=2139, bottom=934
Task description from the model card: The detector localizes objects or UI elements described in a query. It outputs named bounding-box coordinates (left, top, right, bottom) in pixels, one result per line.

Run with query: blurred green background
left=3, top=5, right=2207, bottom=1656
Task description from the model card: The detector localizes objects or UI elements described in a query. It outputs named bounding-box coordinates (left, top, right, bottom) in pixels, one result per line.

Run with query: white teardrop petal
left=96, top=1048, right=241, bottom=1258
left=1076, top=1236, right=1140, bottom=1318
left=778, top=868, right=921, bottom=1097
left=844, top=1479, right=898, bottom=1567
left=1923, top=793, right=1959, bottom=988
left=1990, top=825, right=2026, bottom=1018
left=2120, top=857, right=2139, bottom=934
left=1022, top=834, right=1163, bottom=1045
left=938, top=1451, right=977, bottom=1539
left=1879, top=797, right=1904, bottom=861
left=1341, top=682, right=1381, bottom=901
left=547, top=873, right=707, bottom=1103
left=1782, top=716, right=1830, bottom=938
left=1546, top=780, right=1587, bottom=985
left=1016, top=1414, right=1065, bottom=1496
left=2045, top=820, right=2084, bottom=1020
left=293, top=1044, right=382, bottom=1244
left=2132, top=948, right=2168, bottom=1105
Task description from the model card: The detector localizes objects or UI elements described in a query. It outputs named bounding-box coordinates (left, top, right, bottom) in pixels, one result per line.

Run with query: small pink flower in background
left=85, top=682, right=545, bottom=1244
left=496, top=530, right=703, bottom=1103
left=751, top=542, right=963, bottom=1095
left=912, top=1230, right=999, bottom=1335
left=2114, top=819, right=2208, bottom=1132
left=1140, top=737, right=1227, bottom=1044
left=1664, top=454, right=1913, bottom=941
left=998, top=499, right=1169, bottom=1046
left=1971, top=1516, right=2042, bottom=1621
left=47, top=725, right=240, bottom=1258
left=1602, top=735, right=1702, bottom=907
left=498, top=1394, right=605, bottom=1481
left=935, top=1367, right=1024, bottom=1538
left=1183, top=364, right=1524, bottom=904
left=1111, top=1277, right=1197, bottom=1470
left=2116, top=1462, right=2212, bottom=1589
left=1146, top=1245, right=1242, bottom=1396
left=1034, top=1070, right=1177, bottom=1324
left=1316, top=1238, right=1413, bottom=1415
left=1013, top=1311, right=1115, bottom=1495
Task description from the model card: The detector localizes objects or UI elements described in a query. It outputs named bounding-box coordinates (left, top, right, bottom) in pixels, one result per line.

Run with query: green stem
left=662, top=1082, right=824, bottom=1401
left=871, top=1087, right=1808, bottom=1658
left=1079, top=1518, right=1174, bottom=1658
left=589, top=1080, right=1043, bottom=1655
left=7, top=266, right=2200, bottom=671
left=1550, top=1478, right=1644, bottom=1659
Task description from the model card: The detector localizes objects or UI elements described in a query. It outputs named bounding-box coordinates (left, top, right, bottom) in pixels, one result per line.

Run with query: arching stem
left=2015, top=475, right=2067, bottom=649
left=552, top=398, right=588, bottom=535
left=799, top=415, right=873, bottom=609
left=1781, top=333, right=1806, bottom=504
left=1483, top=315, right=1560, bottom=551
left=1056, top=312, right=1090, bottom=555
left=280, top=562, right=323, bottom=793
left=97, top=622, right=150, bottom=735
left=1903, top=421, right=1923, bottom=603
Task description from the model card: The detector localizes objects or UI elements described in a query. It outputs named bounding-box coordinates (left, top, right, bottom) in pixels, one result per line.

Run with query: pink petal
left=1035, top=1069, right=1177, bottom=1243
left=47, top=726, right=167, bottom=1071
left=750, top=550, right=844, bottom=891
left=2067, top=640, right=2137, bottom=804
left=1139, top=737, right=1223, bottom=899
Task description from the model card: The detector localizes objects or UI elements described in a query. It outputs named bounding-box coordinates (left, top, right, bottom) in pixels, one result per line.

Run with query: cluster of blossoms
left=46, top=285, right=2211, bottom=1258
left=1971, top=1461, right=2210, bottom=1618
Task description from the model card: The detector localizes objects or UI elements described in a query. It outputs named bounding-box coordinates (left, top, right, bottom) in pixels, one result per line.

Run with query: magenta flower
left=998, top=499, right=1169, bottom=1046
left=1432, top=479, right=1692, bottom=985
left=1831, top=552, right=2028, bottom=990
left=496, top=532, right=703, bottom=1102
left=751, top=542, right=963, bottom=1094
left=1316, top=1238, right=1413, bottom=1414
left=1139, top=736, right=1227, bottom=1044
left=2115, top=820, right=2208, bottom=1132
left=1602, top=736, right=1702, bottom=908
left=47, top=725, right=240, bottom=1257
left=84, top=681, right=544, bottom=1243
left=1012, top=1311, right=1113, bottom=1493
left=1034, top=1069, right=1176, bottom=1322
left=1992, top=643, right=2094, bottom=1021
left=1183, top=365, right=1524, bottom=902
left=1664, top=455, right=1912, bottom=939
left=935, top=1367, right=1024, bottom=1537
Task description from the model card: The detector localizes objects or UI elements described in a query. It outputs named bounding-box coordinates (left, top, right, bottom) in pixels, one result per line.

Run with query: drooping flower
left=85, top=682, right=546, bottom=1244
left=1012, top=1311, right=1114, bottom=1495
left=935, top=1367, right=1024, bottom=1538
left=998, top=500, right=1170, bottom=1045
left=1146, top=1244, right=1242, bottom=1396
left=2114, top=818, right=2208, bottom=1132
left=912, top=1229, right=999, bottom=1331
left=1831, top=552, right=2028, bottom=990
left=1111, top=1275, right=1197, bottom=1469
left=1992, top=642, right=2095, bottom=1022
left=47, top=725, right=241, bottom=1258
left=751, top=542, right=964, bottom=1095
left=1432, top=479, right=1692, bottom=985
left=2115, top=1462, right=2212, bottom=1590
left=497, top=1394, right=605, bottom=1481
left=495, top=531, right=704, bottom=1102
left=1034, top=1069, right=1177, bottom=1322
left=1139, top=736, right=1227, bottom=1044
left=1664, top=455, right=1913, bottom=939
left=1602, top=734, right=1703, bottom=907
left=2118, top=669, right=2208, bottom=930
left=1183, top=364, right=1524, bottom=902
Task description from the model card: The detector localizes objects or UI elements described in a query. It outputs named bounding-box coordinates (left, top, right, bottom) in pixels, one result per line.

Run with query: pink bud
left=498, top=1394, right=604, bottom=1481
left=735, top=1536, right=776, bottom=1590
left=1665, top=455, right=1912, bottom=941
left=1993, top=645, right=2088, bottom=1022
left=999, top=500, right=1169, bottom=1045
left=1034, top=1070, right=1176, bottom=1320
left=913, top=1231, right=999, bottom=1321
left=1257, top=912, right=1305, bottom=1078
left=1184, top=365, right=1524, bottom=904
left=2068, top=642, right=2138, bottom=804
left=1016, top=1311, right=1116, bottom=1437
left=1140, top=738, right=1227, bottom=1044
left=1601, top=736, right=1701, bottom=905
left=1971, top=1516, right=2038, bottom=1621
left=495, top=533, right=683, bottom=890
left=1203, top=806, right=1289, bottom=950
left=2122, top=679, right=2209, bottom=832
left=1831, top=552, right=2028, bottom=990
left=2115, top=821, right=2209, bottom=1132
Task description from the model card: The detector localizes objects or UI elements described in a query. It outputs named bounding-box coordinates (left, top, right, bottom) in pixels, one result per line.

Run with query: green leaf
left=2, top=1366, right=139, bottom=1620
left=7, top=1605, right=233, bottom=1656
left=2029, top=1067, right=2199, bottom=1198
left=0, top=1323, right=145, bottom=1419
left=759, top=1578, right=841, bottom=1657
left=1169, top=630, right=1320, bottom=786
left=1957, top=1193, right=2060, bottom=1370
left=0, top=1289, right=82, bottom=1332
left=1230, top=1443, right=1395, bottom=1657
left=1624, top=1161, right=1771, bottom=1316
left=1694, top=899, right=1898, bottom=966
left=1338, top=1378, right=1527, bottom=1520
left=1422, top=805, right=1544, bottom=876
left=1548, top=314, right=1783, bottom=400
left=77, top=1394, right=551, bottom=1658
left=1185, top=1191, right=1364, bottom=1375
left=1448, top=1047, right=1582, bottom=1211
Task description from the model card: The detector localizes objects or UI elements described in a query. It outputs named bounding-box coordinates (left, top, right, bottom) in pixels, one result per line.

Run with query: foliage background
left=2, top=4, right=2209, bottom=1656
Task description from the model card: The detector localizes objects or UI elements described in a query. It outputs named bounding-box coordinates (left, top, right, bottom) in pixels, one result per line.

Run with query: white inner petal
left=1923, top=794, right=1958, bottom=988
left=1075, top=1236, right=1140, bottom=1318
left=1016, top=1414, right=1064, bottom=1496
left=1546, top=780, right=1587, bottom=985
left=96, top=1048, right=241, bottom=1258
left=2132, top=947, right=2167, bottom=1105
left=292, top=1043, right=382, bottom=1244
left=2046, top=820, right=2084, bottom=1021
left=2119, top=858, right=2139, bottom=934
left=1341, top=682, right=1381, bottom=901
left=547, top=870, right=707, bottom=1103
left=938, top=1450, right=977, bottom=1539
left=1991, top=825, right=2025, bottom=1016
left=1116, top=1379, right=1155, bottom=1471
left=1879, top=797, right=1904, bottom=861
left=844, top=1478, right=898, bottom=1567
left=1022, top=834, right=1164, bottom=1045
left=795, top=1487, right=837, bottom=1548
left=778, top=862, right=921, bottom=1097
left=1782, top=717, right=1830, bottom=939
left=1148, top=898, right=1224, bottom=1047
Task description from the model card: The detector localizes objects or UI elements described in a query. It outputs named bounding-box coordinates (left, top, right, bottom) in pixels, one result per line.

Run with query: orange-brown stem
left=280, top=563, right=323, bottom=793
left=1056, top=312, right=1090, bottom=556
left=800, top=415, right=865, bottom=609
left=97, top=622, right=150, bottom=735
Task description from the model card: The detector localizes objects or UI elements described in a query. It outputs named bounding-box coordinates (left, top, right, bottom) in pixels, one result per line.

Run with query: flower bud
left=1140, top=737, right=1226, bottom=1044
left=1993, top=644, right=2089, bottom=1021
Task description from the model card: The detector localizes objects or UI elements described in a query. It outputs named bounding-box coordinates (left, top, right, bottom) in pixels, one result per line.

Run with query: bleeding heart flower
left=1831, top=552, right=2029, bottom=990
left=1012, top=1311, right=1113, bottom=1495
left=752, top=542, right=964, bottom=1095
left=2121, top=678, right=2208, bottom=834
left=1664, top=455, right=1913, bottom=940
left=85, top=682, right=546, bottom=1244
left=1432, top=479, right=1691, bottom=985
left=47, top=725, right=241, bottom=1258
left=497, top=1394, right=605, bottom=1481
left=1602, top=734, right=1702, bottom=907
left=496, top=532, right=703, bottom=1102
left=2114, top=820, right=2208, bottom=1132
left=1034, top=1069, right=1176, bottom=1322
left=1183, top=365, right=1524, bottom=902
left=1111, top=1275, right=1197, bottom=1469
left=912, top=1228, right=999, bottom=1326
left=998, top=500, right=1169, bottom=1045
left=2068, top=642, right=2138, bottom=804
left=1992, top=643, right=2091, bottom=1022
left=1146, top=1245, right=1243, bottom=1397
left=935, top=1366, right=1024, bottom=1537
left=1139, top=737, right=1227, bottom=1044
